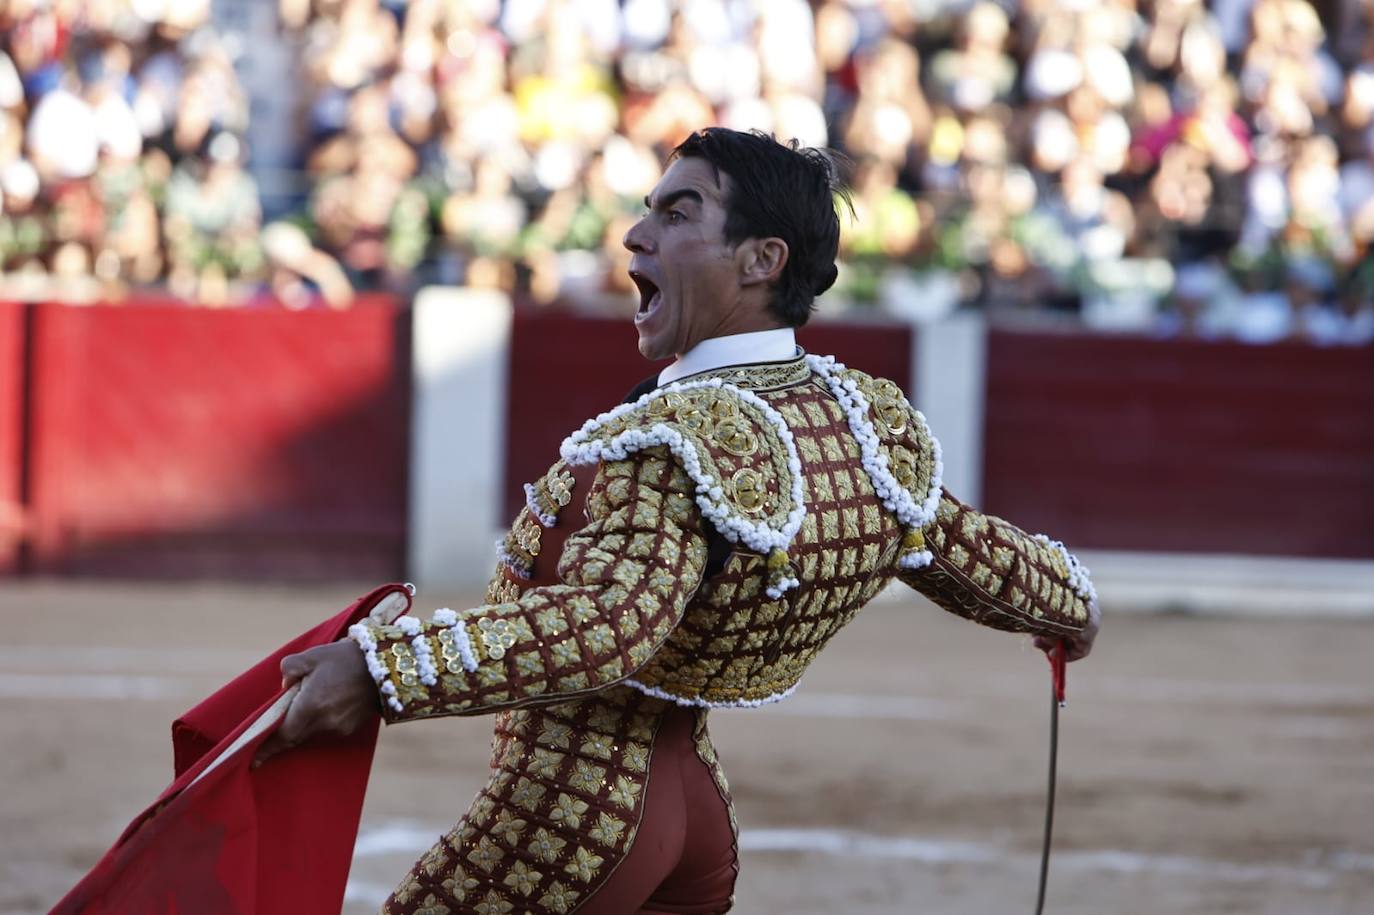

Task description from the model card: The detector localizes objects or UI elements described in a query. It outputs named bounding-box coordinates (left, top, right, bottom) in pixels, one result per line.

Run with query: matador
left=264, top=128, right=1100, bottom=914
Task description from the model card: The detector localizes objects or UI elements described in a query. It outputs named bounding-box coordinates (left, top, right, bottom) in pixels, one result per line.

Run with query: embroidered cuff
left=348, top=621, right=404, bottom=713
left=1033, top=534, right=1098, bottom=605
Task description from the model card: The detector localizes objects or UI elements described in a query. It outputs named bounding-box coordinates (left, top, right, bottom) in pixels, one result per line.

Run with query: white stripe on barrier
left=408, top=286, right=513, bottom=589
left=913, top=312, right=986, bottom=505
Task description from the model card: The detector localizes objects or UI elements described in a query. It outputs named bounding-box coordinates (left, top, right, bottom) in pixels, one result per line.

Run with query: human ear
left=738, top=237, right=789, bottom=288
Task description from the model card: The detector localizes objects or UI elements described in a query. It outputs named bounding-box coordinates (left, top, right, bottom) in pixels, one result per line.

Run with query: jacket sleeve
left=350, top=447, right=709, bottom=722
left=897, top=488, right=1096, bottom=636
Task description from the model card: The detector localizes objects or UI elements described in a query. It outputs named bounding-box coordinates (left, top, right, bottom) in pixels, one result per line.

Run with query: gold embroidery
left=538, top=881, right=580, bottom=913
left=466, top=836, right=504, bottom=873
left=870, top=378, right=908, bottom=435
left=564, top=846, right=605, bottom=883
left=486, top=577, right=522, bottom=604
left=513, top=516, right=543, bottom=558
left=730, top=467, right=768, bottom=514
left=528, top=828, right=567, bottom=864
left=677, top=402, right=712, bottom=435
left=503, top=861, right=542, bottom=897
left=589, top=812, right=626, bottom=846
left=714, top=417, right=759, bottom=456
left=546, top=469, right=575, bottom=507
left=646, top=391, right=684, bottom=416
left=477, top=617, right=519, bottom=660
left=550, top=793, right=589, bottom=829
left=489, top=810, right=527, bottom=846
left=890, top=445, right=917, bottom=488
left=677, top=356, right=811, bottom=391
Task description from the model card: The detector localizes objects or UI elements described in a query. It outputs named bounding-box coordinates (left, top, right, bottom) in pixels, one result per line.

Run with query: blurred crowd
left=1, top=0, right=1373, bottom=343
left=0, top=0, right=349, bottom=306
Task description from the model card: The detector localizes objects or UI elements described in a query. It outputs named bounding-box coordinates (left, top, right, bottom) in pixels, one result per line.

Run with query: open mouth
left=629, top=270, right=662, bottom=321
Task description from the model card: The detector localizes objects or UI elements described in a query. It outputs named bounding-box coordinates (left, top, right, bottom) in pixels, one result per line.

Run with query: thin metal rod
left=1034, top=682, right=1060, bottom=915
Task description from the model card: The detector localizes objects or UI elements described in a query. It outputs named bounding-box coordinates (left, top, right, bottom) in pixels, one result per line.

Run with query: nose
left=622, top=215, right=653, bottom=254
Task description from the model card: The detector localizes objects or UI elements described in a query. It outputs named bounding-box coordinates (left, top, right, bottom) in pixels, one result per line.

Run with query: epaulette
left=560, top=379, right=806, bottom=597
left=805, top=355, right=944, bottom=570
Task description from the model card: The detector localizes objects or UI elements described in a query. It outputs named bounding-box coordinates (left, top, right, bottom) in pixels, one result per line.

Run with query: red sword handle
left=1049, top=638, right=1067, bottom=706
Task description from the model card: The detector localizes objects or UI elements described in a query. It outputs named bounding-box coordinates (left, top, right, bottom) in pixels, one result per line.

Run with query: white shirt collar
left=657, top=328, right=799, bottom=386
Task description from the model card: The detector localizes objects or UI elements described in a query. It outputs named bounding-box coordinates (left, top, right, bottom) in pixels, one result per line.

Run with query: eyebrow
left=643, top=188, right=704, bottom=211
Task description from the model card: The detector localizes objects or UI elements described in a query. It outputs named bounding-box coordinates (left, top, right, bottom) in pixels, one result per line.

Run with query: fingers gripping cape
left=51, top=582, right=413, bottom=915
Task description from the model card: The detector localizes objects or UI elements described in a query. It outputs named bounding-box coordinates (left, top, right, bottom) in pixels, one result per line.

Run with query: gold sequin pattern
left=365, top=452, right=708, bottom=722
left=485, top=574, right=523, bottom=606
left=383, top=687, right=673, bottom=915
left=529, top=461, right=578, bottom=525
left=580, top=383, right=800, bottom=541
left=629, top=382, right=907, bottom=705
left=900, top=491, right=1090, bottom=633
left=375, top=352, right=1086, bottom=913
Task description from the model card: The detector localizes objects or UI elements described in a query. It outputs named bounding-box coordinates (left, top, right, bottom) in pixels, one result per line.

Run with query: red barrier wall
left=24, top=297, right=410, bottom=580
left=502, top=310, right=912, bottom=520
left=0, top=302, right=24, bottom=573
left=982, top=330, right=1374, bottom=558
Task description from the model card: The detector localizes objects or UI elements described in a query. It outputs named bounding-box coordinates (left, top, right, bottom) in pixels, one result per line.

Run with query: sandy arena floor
left=2, top=579, right=1371, bottom=915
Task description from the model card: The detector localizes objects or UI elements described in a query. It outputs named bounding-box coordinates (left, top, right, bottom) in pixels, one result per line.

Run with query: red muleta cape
left=51, top=582, right=413, bottom=915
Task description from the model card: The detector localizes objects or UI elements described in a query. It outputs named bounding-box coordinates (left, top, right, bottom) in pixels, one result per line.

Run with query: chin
left=635, top=332, right=670, bottom=362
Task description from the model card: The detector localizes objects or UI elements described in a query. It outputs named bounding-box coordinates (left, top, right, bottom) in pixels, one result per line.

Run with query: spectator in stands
left=840, top=38, right=930, bottom=178
left=163, top=132, right=263, bottom=305
left=0, top=157, right=45, bottom=275
left=260, top=219, right=355, bottom=310
left=308, top=80, right=430, bottom=288
left=930, top=3, right=1016, bottom=114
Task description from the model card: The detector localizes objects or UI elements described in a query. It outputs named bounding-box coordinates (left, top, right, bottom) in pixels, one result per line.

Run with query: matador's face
left=622, top=157, right=777, bottom=362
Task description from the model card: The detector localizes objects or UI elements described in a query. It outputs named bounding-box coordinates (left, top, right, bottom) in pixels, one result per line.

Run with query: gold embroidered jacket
left=356, top=351, right=1093, bottom=718
left=353, top=352, right=1095, bottom=913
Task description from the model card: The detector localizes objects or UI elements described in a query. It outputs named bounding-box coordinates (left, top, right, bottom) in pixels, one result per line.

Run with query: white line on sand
left=346, top=822, right=1368, bottom=905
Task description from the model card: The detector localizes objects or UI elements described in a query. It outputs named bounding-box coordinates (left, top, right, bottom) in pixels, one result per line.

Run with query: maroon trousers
left=578, top=706, right=737, bottom=915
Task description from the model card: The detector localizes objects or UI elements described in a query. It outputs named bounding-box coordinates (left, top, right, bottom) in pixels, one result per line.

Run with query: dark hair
left=671, top=128, right=851, bottom=328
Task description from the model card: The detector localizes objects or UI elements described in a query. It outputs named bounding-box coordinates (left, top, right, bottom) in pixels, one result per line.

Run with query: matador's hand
left=1033, top=599, right=1100, bottom=663
left=252, top=639, right=380, bottom=767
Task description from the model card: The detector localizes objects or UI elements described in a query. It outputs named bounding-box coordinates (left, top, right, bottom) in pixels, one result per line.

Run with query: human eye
left=666, top=209, right=686, bottom=224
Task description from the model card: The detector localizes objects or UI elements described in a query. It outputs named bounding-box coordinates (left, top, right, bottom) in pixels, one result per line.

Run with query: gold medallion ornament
left=677, top=402, right=712, bottom=435
left=708, top=397, right=739, bottom=420
left=870, top=379, right=908, bottom=435
left=729, top=467, right=768, bottom=514
left=560, top=381, right=804, bottom=556
left=889, top=445, right=917, bottom=489
left=714, top=418, right=759, bottom=457
left=646, top=391, right=684, bottom=417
